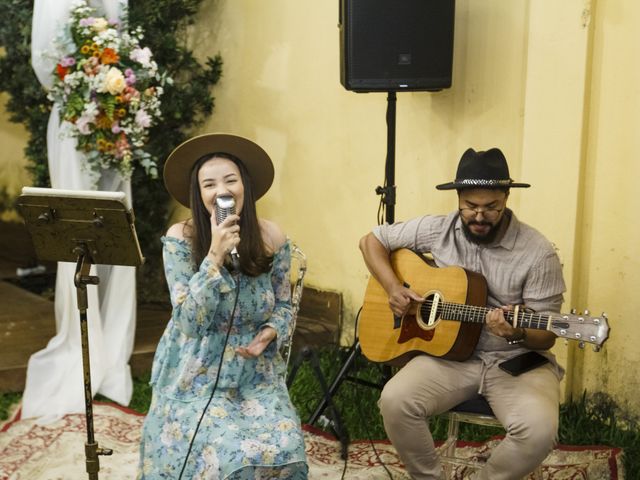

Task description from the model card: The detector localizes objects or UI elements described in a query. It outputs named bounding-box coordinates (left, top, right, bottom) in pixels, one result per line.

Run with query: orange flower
left=100, top=48, right=120, bottom=65
left=56, top=64, right=68, bottom=80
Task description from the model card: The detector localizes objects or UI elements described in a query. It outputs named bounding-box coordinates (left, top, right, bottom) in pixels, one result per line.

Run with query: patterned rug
left=0, top=403, right=624, bottom=479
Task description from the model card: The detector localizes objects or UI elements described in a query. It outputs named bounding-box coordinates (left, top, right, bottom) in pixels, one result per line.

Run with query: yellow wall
left=0, top=93, right=31, bottom=221
left=571, top=0, right=640, bottom=412
left=1, top=0, right=638, bottom=414
left=192, top=0, right=534, bottom=337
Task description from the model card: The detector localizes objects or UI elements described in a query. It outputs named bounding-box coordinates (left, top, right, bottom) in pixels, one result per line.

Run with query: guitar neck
left=437, top=302, right=556, bottom=331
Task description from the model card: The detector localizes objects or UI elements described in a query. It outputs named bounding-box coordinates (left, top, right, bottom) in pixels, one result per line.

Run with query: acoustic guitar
left=359, top=249, right=610, bottom=364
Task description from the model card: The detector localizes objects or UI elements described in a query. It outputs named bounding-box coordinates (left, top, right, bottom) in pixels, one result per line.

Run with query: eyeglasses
left=458, top=206, right=504, bottom=221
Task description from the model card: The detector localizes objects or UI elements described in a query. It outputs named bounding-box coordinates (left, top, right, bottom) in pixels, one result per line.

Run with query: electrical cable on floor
left=348, top=306, right=394, bottom=479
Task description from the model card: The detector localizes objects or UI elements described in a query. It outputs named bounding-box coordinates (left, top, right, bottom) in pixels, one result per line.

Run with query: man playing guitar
left=359, top=147, right=566, bottom=480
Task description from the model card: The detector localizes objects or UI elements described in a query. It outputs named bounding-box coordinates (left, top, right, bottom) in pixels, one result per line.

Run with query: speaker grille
left=340, top=0, right=455, bottom=92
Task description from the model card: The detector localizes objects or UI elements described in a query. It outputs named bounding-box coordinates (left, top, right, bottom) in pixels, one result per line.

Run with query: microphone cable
left=340, top=306, right=394, bottom=480
left=178, top=274, right=241, bottom=479
left=348, top=392, right=394, bottom=480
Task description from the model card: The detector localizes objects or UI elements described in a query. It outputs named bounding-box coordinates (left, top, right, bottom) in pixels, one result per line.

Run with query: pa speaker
left=339, top=0, right=456, bottom=92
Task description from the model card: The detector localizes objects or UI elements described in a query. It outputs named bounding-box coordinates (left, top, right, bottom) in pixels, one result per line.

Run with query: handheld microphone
left=214, top=194, right=240, bottom=269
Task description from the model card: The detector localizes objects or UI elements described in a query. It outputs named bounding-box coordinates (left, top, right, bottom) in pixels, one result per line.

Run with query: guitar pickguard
left=397, top=291, right=443, bottom=344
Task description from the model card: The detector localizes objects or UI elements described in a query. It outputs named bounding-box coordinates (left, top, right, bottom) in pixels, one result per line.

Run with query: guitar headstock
left=550, top=309, right=610, bottom=351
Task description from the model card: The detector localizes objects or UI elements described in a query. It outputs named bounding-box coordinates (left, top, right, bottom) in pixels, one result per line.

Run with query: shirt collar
left=498, top=209, right=519, bottom=250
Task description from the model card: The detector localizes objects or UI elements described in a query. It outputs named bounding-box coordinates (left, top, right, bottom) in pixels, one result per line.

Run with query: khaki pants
left=379, top=355, right=560, bottom=480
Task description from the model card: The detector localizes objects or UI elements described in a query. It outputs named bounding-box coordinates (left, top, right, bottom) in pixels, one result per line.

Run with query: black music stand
left=16, top=187, right=144, bottom=480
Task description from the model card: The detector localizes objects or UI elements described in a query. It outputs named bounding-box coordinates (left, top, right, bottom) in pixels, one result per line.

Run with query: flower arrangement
left=47, top=0, right=171, bottom=183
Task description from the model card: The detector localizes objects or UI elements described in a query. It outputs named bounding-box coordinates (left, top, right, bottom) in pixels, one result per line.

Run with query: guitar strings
left=418, top=298, right=601, bottom=328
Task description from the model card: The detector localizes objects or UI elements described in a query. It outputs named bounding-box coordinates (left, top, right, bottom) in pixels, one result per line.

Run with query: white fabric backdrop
left=23, top=0, right=137, bottom=421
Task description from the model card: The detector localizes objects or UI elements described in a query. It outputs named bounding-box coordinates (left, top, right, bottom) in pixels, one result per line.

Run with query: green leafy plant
left=0, top=1, right=50, bottom=187
left=0, top=186, right=13, bottom=216
left=0, top=392, right=21, bottom=421
left=0, top=0, right=222, bottom=301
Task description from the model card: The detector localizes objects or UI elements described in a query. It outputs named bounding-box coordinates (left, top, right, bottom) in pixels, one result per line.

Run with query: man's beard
left=461, top=217, right=503, bottom=245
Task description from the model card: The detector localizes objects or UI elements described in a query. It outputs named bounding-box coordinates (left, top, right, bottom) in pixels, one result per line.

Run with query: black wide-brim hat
left=436, top=147, right=530, bottom=190
left=164, top=133, right=275, bottom=208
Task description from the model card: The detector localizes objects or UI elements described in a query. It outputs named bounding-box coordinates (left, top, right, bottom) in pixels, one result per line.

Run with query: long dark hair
left=188, top=153, right=273, bottom=276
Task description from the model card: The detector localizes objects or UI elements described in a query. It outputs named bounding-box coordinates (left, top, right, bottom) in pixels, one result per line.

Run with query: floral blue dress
left=137, top=237, right=308, bottom=479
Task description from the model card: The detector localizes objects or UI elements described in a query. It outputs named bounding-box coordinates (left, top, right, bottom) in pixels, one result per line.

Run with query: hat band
left=456, top=178, right=513, bottom=186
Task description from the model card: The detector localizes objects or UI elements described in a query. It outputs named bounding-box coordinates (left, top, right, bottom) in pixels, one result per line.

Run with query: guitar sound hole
left=418, top=292, right=443, bottom=328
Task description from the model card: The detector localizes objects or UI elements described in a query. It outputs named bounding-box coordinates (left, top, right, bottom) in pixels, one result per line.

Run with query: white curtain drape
left=23, top=0, right=137, bottom=422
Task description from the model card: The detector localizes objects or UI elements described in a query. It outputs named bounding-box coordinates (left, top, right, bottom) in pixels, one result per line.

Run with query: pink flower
left=135, top=109, right=151, bottom=128
left=115, top=134, right=130, bottom=158
left=130, top=47, right=152, bottom=67
left=124, top=68, right=136, bottom=86
left=83, top=56, right=99, bottom=75
left=112, top=122, right=121, bottom=134
left=75, top=115, right=93, bottom=135
left=79, top=17, right=95, bottom=27
left=60, top=56, right=76, bottom=67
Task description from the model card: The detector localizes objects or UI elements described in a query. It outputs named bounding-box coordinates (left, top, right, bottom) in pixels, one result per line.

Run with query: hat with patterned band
left=164, top=133, right=275, bottom=208
left=435, top=147, right=530, bottom=190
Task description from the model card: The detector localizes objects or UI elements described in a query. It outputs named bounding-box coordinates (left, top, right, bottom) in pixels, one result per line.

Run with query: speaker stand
left=375, top=91, right=397, bottom=224
left=301, top=91, right=398, bottom=454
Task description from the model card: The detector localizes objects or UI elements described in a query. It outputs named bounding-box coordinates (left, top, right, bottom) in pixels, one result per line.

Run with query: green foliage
left=559, top=391, right=640, bottom=479
left=0, top=186, right=13, bottom=214
left=0, top=0, right=50, bottom=186
left=287, top=346, right=389, bottom=441
left=128, top=371, right=153, bottom=414
left=0, top=391, right=21, bottom=421
left=96, top=372, right=153, bottom=415
left=0, top=0, right=223, bottom=301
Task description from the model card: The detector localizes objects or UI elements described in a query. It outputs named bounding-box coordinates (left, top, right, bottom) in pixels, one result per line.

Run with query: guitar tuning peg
left=601, top=312, right=607, bottom=318
left=570, top=308, right=577, bottom=314
left=593, top=346, right=601, bottom=352
left=584, top=309, right=590, bottom=316
left=578, top=341, right=585, bottom=349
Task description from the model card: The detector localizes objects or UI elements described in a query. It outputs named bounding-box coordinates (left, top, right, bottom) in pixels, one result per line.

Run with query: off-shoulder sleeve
left=261, top=240, right=293, bottom=350
left=162, top=236, right=236, bottom=337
